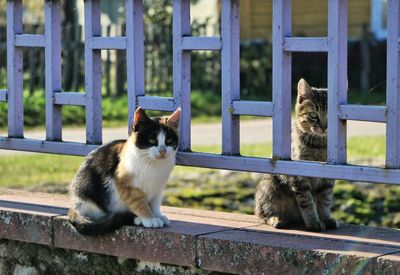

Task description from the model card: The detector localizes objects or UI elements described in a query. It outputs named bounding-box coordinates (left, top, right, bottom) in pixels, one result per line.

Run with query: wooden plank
left=44, top=0, right=62, bottom=141
left=221, top=0, right=240, bottom=155
left=7, top=0, right=24, bottom=138
left=173, top=0, right=191, bottom=151
left=90, top=37, right=127, bottom=50
left=15, top=34, right=45, bottom=48
left=53, top=92, right=86, bottom=106
left=0, top=137, right=97, bottom=156
left=386, top=0, right=400, bottom=168
left=338, top=105, right=386, bottom=123
left=176, top=152, right=400, bottom=185
left=283, top=37, right=328, bottom=52
left=84, top=0, right=102, bottom=144
left=327, top=0, right=348, bottom=164
left=137, top=96, right=174, bottom=112
left=126, top=0, right=145, bottom=132
left=231, top=101, right=273, bottom=117
left=272, top=0, right=292, bottom=160
left=182, top=37, right=221, bottom=51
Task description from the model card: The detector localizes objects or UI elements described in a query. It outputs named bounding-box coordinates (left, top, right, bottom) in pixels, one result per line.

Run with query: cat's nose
left=321, top=127, right=327, bottom=133
left=159, top=145, right=167, bottom=157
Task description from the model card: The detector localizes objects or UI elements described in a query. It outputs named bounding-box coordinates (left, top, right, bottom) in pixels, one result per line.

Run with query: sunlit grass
left=0, top=154, right=83, bottom=189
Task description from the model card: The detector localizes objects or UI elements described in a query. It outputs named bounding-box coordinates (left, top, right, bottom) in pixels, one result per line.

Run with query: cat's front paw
left=158, top=214, right=170, bottom=226
left=322, top=218, right=338, bottom=230
left=266, top=216, right=287, bottom=229
left=134, top=217, right=142, bottom=226
left=306, top=220, right=326, bottom=232
left=136, top=217, right=164, bottom=228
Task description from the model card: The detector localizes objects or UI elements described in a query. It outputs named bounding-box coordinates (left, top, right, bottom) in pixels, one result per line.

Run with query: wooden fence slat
left=7, top=0, right=24, bottom=138
left=232, top=101, right=273, bottom=117
left=90, top=37, right=127, bottom=50
left=338, top=105, right=386, bottom=123
left=221, top=0, right=240, bottom=155
left=173, top=0, right=191, bottom=151
left=283, top=37, right=329, bottom=52
left=182, top=36, right=221, bottom=51
left=126, top=0, right=145, bottom=132
left=137, top=96, right=174, bottom=111
left=176, top=152, right=400, bottom=185
left=386, top=0, right=400, bottom=168
left=15, top=34, right=45, bottom=48
left=327, top=0, right=348, bottom=164
left=44, top=0, right=62, bottom=141
left=84, top=0, right=102, bottom=144
left=272, top=0, right=292, bottom=160
left=53, top=92, right=86, bottom=106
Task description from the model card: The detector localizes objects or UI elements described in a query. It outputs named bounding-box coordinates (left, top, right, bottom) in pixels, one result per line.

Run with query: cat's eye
left=166, top=138, right=173, bottom=145
left=309, top=112, right=318, bottom=119
left=148, top=138, right=156, bottom=144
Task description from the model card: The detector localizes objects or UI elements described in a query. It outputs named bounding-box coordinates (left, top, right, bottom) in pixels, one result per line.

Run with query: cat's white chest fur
left=131, top=158, right=174, bottom=199
left=123, top=142, right=175, bottom=200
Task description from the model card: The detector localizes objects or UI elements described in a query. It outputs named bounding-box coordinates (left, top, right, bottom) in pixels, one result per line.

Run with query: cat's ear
left=297, top=78, right=312, bottom=103
left=166, top=108, right=181, bottom=130
left=133, top=107, right=151, bottom=132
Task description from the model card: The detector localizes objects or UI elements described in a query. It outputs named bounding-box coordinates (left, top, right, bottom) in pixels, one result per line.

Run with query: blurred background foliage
left=0, top=0, right=387, bottom=128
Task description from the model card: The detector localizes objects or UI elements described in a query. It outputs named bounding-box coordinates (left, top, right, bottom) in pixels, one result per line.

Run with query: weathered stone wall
left=0, top=239, right=206, bottom=275
left=1, top=190, right=400, bottom=274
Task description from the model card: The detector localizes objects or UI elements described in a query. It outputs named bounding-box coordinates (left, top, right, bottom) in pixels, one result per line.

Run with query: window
left=371, top=0, right=387, bottom=40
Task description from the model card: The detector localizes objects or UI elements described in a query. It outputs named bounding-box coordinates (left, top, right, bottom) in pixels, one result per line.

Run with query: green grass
left=347, top=135, right=385, bottom=158
left=0, top=154, right=83, bottom=190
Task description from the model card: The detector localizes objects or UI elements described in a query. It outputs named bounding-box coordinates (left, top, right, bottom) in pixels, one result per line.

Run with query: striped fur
left=255, top=79, right=337, bottom=231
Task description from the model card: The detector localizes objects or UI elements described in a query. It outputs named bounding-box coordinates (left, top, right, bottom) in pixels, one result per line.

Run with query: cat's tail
left=68, top=208, right=135, bottom=235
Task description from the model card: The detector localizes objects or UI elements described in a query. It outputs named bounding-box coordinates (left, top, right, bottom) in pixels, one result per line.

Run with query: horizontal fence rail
left=0, top=0, right=399, bottom=185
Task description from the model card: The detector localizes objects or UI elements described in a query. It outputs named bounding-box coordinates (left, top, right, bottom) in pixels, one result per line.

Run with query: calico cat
left=68, top=107, right=180, bottom=235
left=255, top=79, right=337, bottom=231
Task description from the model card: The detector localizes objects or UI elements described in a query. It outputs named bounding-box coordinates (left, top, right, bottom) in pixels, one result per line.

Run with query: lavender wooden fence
left=1, top=0, right=399, bottom=184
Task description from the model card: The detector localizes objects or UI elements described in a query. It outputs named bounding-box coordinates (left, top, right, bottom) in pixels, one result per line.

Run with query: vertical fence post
left=221, top=0, right=240, bottom=155
left=173, top=0, right=191, bottom=151
left=84, top=0, right=102, bottom=144
left=44, top=0, right=62, bottom=141
left=272, top=0, right=292, bottom=160
left=386, top=0, right=400, bottom=168
left=126, top=0, right=145, bottom=133
left=327, top=0, right=347, bottom=164
left=6, top=0, right=24, bottom=138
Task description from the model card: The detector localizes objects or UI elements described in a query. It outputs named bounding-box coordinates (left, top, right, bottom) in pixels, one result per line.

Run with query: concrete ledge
left=1, top=189, right=400, bottom=274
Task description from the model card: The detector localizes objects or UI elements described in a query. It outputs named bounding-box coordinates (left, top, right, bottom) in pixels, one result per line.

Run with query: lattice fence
left=0, top=0, right=399, bottom=184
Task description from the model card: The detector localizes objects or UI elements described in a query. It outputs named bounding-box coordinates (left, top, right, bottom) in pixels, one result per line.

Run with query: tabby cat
left=68, top=107, right=180, bottom=235
left=255, top=79, right=337, bottom=231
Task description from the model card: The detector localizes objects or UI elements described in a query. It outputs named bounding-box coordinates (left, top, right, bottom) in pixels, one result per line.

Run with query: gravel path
left=0, top=119, right=386, bottom=155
